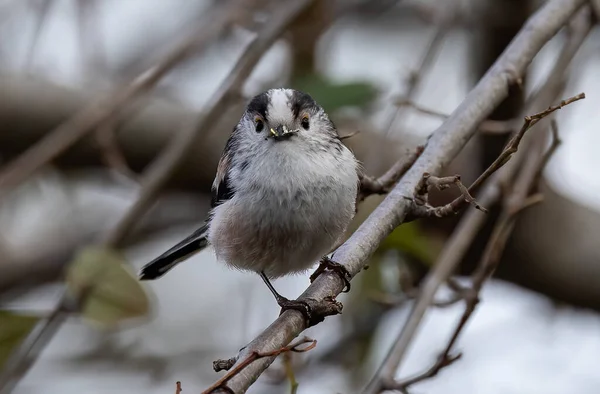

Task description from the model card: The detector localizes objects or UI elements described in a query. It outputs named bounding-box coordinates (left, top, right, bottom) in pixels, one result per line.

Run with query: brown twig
left=0, top=0, right=238, bottom=196
left=95, top=119, right=138, bottom=181
left=75, top=0, right=136, bottom=179
left=202, top=337, right=316, bottom=394
left=175, top=381, right=182, bottom=394
left=409, top=93, right=584, bottom=219
left=383, top=28, right=446, bottom=137
left=24, top=0, right=53, bottom=71
left=358, top=144, right=425, bottom=202
left=413, top=172, right=488, bottom=214
left=532, top=119, right=562, bottom=187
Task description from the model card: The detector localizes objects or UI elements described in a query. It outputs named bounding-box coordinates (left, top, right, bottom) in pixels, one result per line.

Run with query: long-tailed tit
left=139, top=88, right=360, bottom=322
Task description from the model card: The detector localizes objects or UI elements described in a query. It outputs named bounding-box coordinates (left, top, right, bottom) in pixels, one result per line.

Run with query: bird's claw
left=310, top=256, right=352, bottom=293
left=276, top=297, right=312, bottom=326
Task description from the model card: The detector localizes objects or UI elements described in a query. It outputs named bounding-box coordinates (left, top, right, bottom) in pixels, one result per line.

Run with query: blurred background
left=1, top=0, right=600, bottom=393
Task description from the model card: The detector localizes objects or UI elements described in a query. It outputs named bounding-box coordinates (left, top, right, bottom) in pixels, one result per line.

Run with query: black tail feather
left=139, top=224, right=209, bottom=280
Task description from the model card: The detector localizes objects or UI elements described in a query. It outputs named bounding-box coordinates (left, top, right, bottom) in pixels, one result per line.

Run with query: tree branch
left=363, top=6, right=592, bottom=392
left=358, top=144, right=425, bottom=202
left=382, top=27, right=446, bottom=136
left=199, top=0, right=588, bottom=392
left=203, top=337, right=316, bottom=394
left=382, top=98, right=573, bottom=394
left=409, top=93, right=584, bottom=219
left=0, top=0, right=238, bottom=196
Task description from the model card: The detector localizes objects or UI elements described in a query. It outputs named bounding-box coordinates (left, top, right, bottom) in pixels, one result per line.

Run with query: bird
left=139, top=88, right=360, bottom=323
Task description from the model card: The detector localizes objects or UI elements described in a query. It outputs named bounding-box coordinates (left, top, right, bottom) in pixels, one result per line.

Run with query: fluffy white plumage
left=140, top=88, right=359, bottom=285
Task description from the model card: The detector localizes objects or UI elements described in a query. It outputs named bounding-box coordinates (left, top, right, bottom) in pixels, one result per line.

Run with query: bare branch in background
left=382, top=28, right=446, bottom=137
left=0, top=0, right=239, bottom=196
left=357, top=23, right=446, bottom=204
left=94, top=119, right=139, bottom=182
left=409, top=93, right=585, bottom=219
left=593, top=0, right=600, bottom=20
left=75, top=0, right=108, bottom=78
left=75, top=0, right=136, bottom=179
left=198, top=1, right=588, bottom=392
left=364, top=6, right=592, bottom=391
left=381, top=95, right=581, bottom=394
left=24, top=0, right=52, bottom=70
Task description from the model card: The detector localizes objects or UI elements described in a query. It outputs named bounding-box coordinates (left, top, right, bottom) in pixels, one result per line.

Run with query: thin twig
left=363, top=26, right=445, bottom=184
left=202, top=1, right=588, bottom=393
left=24, top=0, right=52, bottom=71
left=202, top=338, right=316, bottom=394
left=175, top=381, right=182, bottom=394
left=94, top=119, right=138, bottom=181
left=75, top=0, right=136, bottom=179
left=76, top=0, right=108, bottom=77
left=413, top=172, right=488, bottom=214
left=409, top=93, right=584, bottom=219
left=532, top=119, right=562, bottom=186
left=358, top=144, right=425, bottom=202
left=0, top=0, right=237, bottom=196
left=383, top=28, right=446, bottom=136
left=283, top=352, right=299, bottom=394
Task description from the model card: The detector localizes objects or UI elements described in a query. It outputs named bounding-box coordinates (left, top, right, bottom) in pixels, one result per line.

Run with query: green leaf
left=292, top=74, right=377, bottom=113
left=379, top=222, right=439, bottom=265
left=0, top=311, right=39, bottom=369
left=65, top=246, right=150, bottom=328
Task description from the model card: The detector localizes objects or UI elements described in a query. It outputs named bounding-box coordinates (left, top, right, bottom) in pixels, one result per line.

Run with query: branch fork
left=412, top=172, right=488, bottom=217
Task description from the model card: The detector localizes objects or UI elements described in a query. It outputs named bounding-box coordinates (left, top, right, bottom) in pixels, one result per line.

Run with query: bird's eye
left=255, top=118, right=264, bottom=133
left=301, top=115, right=310, bottom=130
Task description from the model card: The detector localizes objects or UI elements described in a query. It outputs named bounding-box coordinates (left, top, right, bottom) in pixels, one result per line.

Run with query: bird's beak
left=269, top=125, right=296, bottom=140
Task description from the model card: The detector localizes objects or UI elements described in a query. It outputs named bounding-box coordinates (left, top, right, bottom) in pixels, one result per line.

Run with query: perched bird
left=139, top=88, right=360, bottom=322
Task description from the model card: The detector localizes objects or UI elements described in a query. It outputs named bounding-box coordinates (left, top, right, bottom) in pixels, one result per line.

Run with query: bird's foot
left=309, top=256, right=352, bottom=293
left=276, top=296, right=313, bottom=325
left=276, top=295, right=343, bottom=327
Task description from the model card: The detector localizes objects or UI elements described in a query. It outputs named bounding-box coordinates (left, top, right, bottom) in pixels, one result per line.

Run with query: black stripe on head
left=247, top=91, right=269, bottom=119
left=290, top=90, right=318, bottom=119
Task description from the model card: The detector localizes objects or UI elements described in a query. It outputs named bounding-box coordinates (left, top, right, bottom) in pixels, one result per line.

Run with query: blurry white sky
left=2, top=1, right=600, bottom=393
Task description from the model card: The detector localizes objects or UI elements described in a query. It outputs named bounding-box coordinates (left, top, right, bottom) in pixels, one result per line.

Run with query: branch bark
left=202, top=0, right=588, bottom=392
